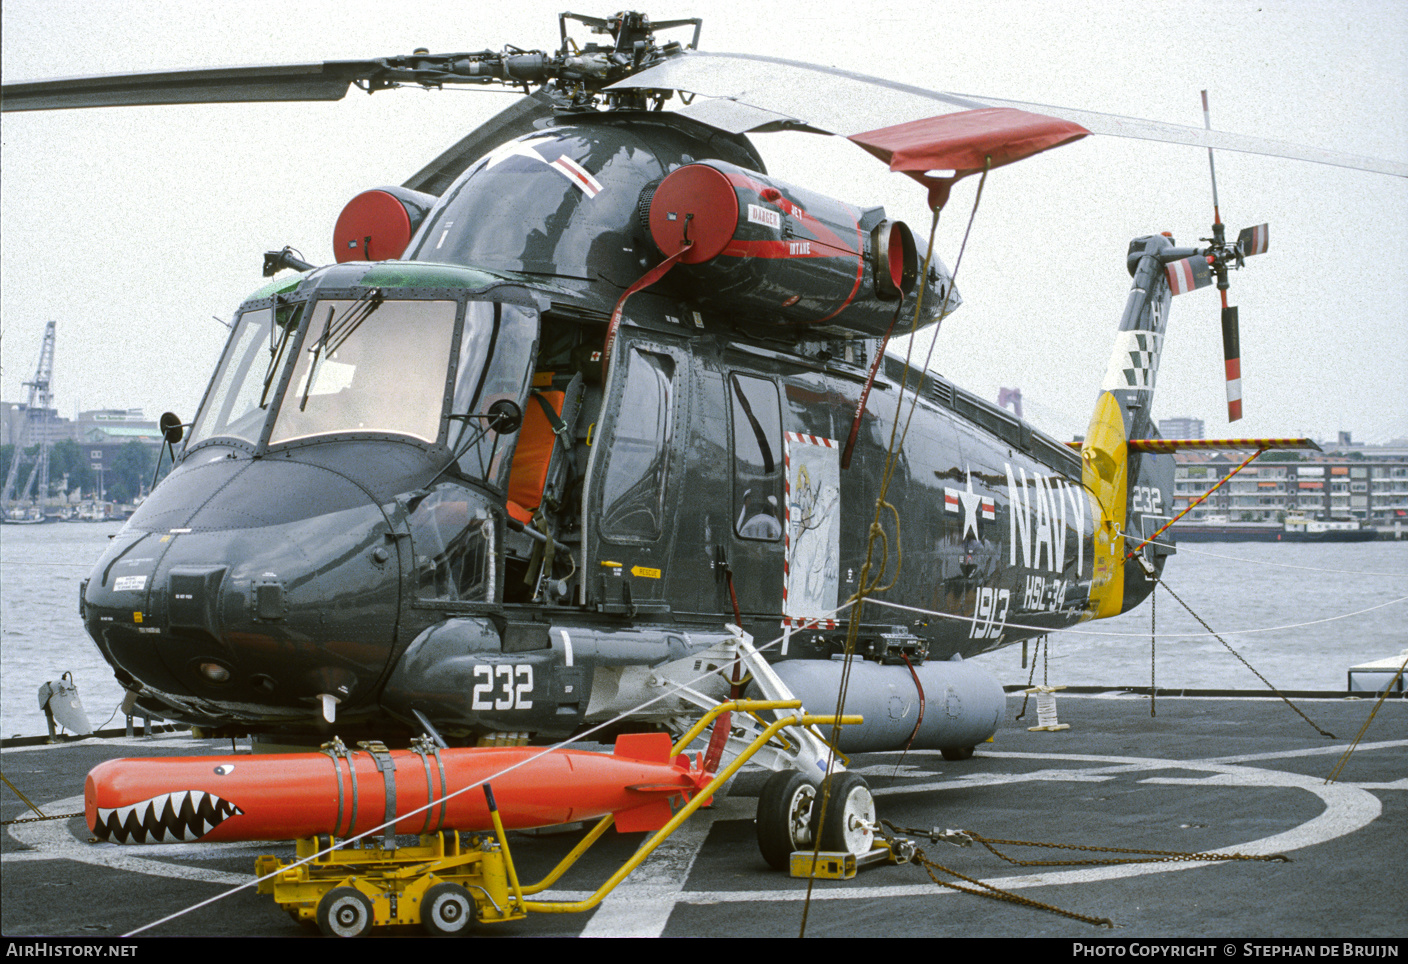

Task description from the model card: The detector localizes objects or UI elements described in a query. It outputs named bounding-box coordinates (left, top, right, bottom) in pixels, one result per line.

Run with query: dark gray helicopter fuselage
left=81, top=113, right=1170, bottom=742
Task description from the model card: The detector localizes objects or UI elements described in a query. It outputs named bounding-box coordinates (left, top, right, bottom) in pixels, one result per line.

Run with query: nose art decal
left=93, top=790, right=242, bottom=843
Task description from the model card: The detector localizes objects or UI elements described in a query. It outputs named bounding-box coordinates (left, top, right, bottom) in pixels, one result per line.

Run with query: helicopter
left=5, top=6, right=1405, bottom=863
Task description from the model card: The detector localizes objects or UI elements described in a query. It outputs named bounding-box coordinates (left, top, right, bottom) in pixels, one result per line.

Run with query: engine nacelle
left=643, top=160, right=950, bottom=337
left=334, top=186, right=438, bottom=262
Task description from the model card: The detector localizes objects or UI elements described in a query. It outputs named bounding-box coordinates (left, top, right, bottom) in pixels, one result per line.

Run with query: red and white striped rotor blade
left=1237, top=223, right=1268, bottom=257
left=1221, top=305, right=1242, bottom=421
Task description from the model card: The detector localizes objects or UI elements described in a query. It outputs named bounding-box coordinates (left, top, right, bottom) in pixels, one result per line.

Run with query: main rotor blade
left=402, top=86, right=564, bottom=195
left=0, top=61, right=380, bottom=112
left=612, top=51, right=1408, bottom=178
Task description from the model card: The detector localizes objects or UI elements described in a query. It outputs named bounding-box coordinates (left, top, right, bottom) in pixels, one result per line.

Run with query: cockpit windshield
left=270, top=297, right=455, bottom=445
left=188, top=294, right=538, bottom=490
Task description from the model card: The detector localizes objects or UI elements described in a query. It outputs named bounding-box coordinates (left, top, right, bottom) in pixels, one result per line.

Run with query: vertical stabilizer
left=1082, top=391, right=1127, bottom=620
left=1101, top=234, right=1177, bottom=441
left=1083, top=234, right=1186, bottom=619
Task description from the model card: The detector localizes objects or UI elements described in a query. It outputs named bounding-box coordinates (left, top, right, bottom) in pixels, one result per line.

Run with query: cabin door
left=582, top=338, right=686, bottom=614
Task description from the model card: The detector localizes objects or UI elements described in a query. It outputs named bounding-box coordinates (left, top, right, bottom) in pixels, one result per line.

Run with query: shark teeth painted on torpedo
left=94, top=790, right=242, bottom=844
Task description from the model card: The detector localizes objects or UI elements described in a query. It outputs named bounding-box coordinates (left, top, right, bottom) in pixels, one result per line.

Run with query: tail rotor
left=1160, top=91, right=1269, bottom=423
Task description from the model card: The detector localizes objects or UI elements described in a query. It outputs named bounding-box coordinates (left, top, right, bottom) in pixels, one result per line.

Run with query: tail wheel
left=422, top=882, right=475, bottom=936
left=756, top=770, right=816, bottom=870
left=316, top=886, right=375, bottom=938
left=811, top=772, right=876, bottom=857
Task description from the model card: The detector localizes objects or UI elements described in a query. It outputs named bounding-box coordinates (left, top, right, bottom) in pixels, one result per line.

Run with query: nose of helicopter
left=83, top=453, right=405, bottom=728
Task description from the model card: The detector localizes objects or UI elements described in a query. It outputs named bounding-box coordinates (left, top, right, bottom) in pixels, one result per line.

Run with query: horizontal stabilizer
left=1165, top=256, right=1213, bottom=295
left=1068, top=437, right=1322, bottom=453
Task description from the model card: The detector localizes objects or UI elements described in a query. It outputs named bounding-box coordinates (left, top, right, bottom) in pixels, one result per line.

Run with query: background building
left=1158, top=417, right=1205, bottom=440
left=1173, top=448, right=1408, bottom=532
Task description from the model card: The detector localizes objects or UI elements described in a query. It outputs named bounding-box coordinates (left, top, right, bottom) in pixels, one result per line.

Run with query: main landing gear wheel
left=316, top=886, right=374, bottom=938
left=811, top=772, right=876, bottom=857
left=756, top=770, right=817, bottom=870
left=941, top=746, right=975, bottom=761
left=422, top=882, right=475, bottom=936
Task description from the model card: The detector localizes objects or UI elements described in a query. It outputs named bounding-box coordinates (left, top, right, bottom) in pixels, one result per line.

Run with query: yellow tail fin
left=1081, top=391, right=1128, bottom=620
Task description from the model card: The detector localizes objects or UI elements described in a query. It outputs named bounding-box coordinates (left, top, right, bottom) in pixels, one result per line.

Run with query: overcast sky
left=2, top=0, right=1405, bottom=443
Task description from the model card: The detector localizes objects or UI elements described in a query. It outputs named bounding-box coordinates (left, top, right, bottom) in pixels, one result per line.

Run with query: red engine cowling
left=334, top=186, right=438, bottom=263
left=642, top=160, right=924, bottom=336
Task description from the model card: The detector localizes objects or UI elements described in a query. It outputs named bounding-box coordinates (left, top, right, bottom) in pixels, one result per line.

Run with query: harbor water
left=2, top=522, right=1405, bottom=739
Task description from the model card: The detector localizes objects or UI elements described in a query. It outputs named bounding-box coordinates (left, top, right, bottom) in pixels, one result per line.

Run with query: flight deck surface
left=2, top=693, right=1403, bottom=941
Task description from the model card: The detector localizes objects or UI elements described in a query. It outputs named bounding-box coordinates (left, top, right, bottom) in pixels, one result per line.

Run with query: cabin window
left=730, top=373, right=783, bottom=541
left=600, top=349, right=674, bottom=541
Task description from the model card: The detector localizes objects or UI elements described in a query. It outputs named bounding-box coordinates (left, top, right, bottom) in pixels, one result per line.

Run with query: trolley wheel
left=422, top=882, right=475, bottom=936
left=941, top=746, right=975, bottom=761
left=756, top=770, right=817, bottom=870
left=810, top=772, right=876, bottom=857
left=316, top=886, right=375, bottom=938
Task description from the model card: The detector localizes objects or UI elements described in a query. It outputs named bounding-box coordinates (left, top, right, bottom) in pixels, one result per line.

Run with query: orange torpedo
left=86, top=733, right=711, bottom=844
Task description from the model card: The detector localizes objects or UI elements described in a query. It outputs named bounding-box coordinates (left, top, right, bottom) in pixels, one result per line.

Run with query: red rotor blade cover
left=848, top=108, right=1090, bottom=209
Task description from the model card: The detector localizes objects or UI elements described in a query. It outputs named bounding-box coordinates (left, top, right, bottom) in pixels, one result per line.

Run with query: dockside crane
left=1, top=321, right=57, bottom=509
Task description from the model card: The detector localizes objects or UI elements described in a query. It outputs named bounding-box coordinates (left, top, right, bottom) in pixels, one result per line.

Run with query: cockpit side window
left=451, top=302, right=539, bottom=491
left=189, top=302, right=302, bottom=447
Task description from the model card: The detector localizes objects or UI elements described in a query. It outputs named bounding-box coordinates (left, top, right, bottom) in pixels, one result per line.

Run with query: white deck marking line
left=579, top=796, right=752, bottom=937
left=1, top=734, right=204, bottom=753
left=556, top=750, right=1392, bottom=927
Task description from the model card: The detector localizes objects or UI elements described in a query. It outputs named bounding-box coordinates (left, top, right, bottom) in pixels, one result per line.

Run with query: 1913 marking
left=970, top=587, right=1011, bottom=639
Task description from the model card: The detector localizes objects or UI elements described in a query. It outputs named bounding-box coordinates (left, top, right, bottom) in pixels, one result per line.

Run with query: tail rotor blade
left=1221, top=305, right=1243, bottom=422
left=1165, top=255, right=1213, bottom=295
left=1237, top=223, right=1269, bottom=257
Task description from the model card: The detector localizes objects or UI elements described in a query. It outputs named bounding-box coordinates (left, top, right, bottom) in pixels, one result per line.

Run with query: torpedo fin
left=611, top=798, right=677, bottom=833
left=611, top=731, right=674, bottom=763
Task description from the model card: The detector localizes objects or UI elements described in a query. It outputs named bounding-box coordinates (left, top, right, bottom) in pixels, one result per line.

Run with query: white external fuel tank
left=753, top=655, right=1005, bottom=754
